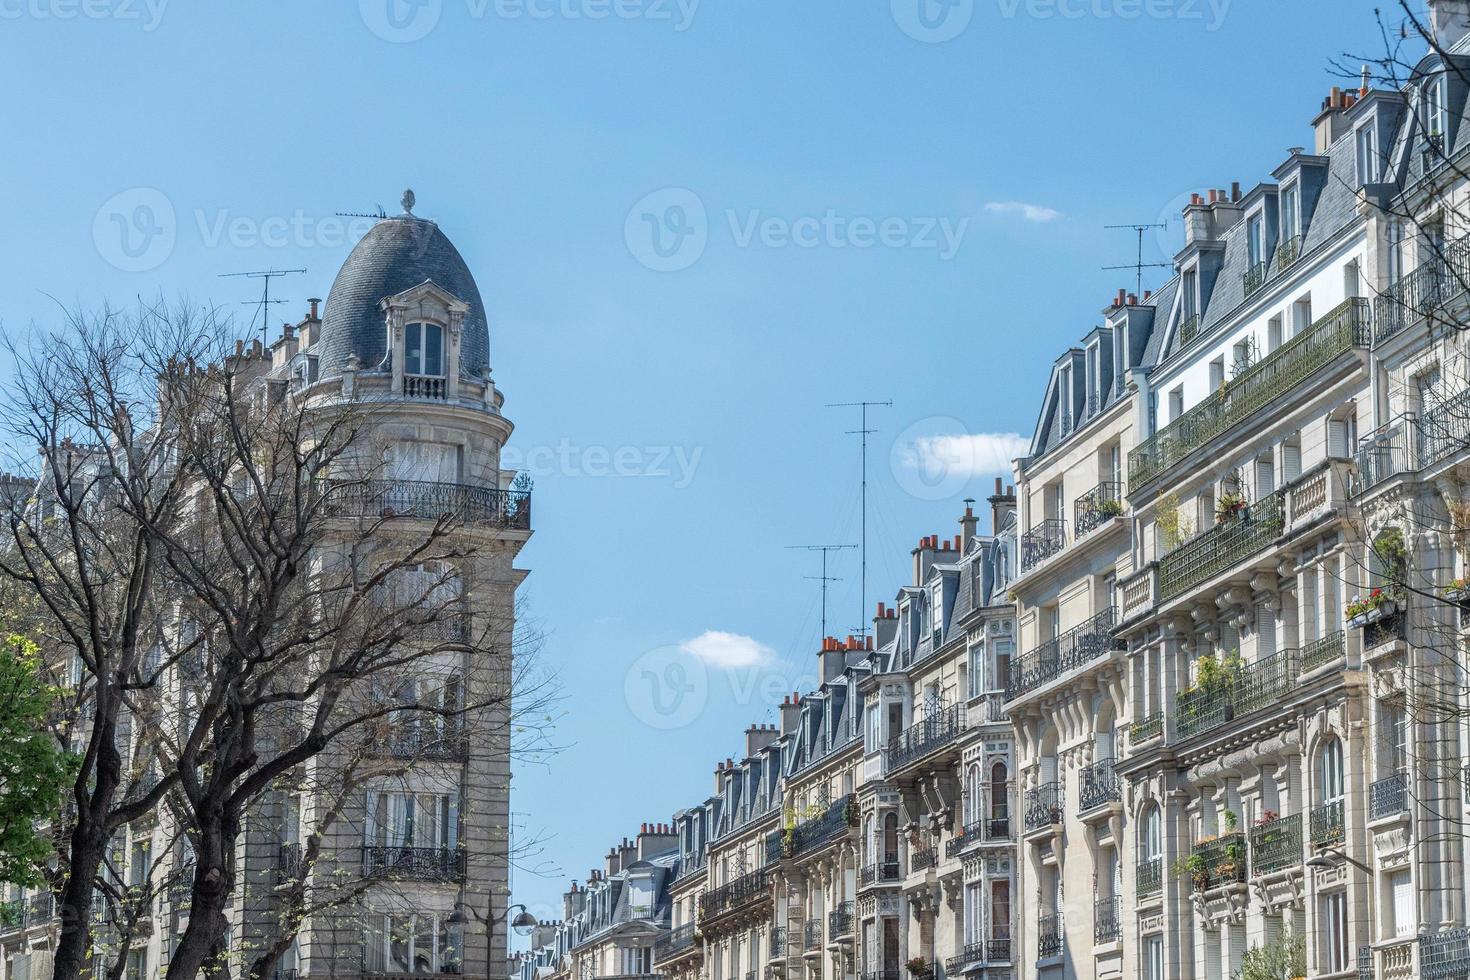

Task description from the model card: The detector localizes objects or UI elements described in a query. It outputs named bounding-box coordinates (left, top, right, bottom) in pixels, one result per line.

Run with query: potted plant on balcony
left=1098, top=498, right=1124, bottom=520
left=1346, top=588, right=1395, bottom=627
left=1442, top=576, right=1470, bottom=608
left=1215, top=491, right=1248, bottom=525
left=1170, top=852, right=1209, bottom=891
left=904, top=958, right=929, bottom=977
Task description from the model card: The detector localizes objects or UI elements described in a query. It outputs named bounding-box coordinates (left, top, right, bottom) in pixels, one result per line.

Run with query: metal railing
left=1300, top=631, right=1345, bottom=673
left=1006, top=606, right=1123, bottom=700
left=1037, top=913, right=1063, bottom=959
left=1093, top=896, right=1121, bottom=944
left=1177, top=313, right=1201, bottom=349
left=1020, top=519, right=1067, bottom=572
left=1078, top=759, right=1120, bottom=812
left=1374, top=230, right=1470, bottom=344
left=1370, top=772, right=1410, bottom=820
left=1250, top=812, right=1302, bottom=875
left=327, top=479, right=531, bottom=530
left=699, top=867, right=770, bottom=919
left=1159, top=491, right=1285, bottom=601
left=1365, top=609, right=1409, bottom=651
left=1354, top=413, right=1420, bottom=495
left=360, top=845, right=465, bottom=881
left=1131, top=297, right=1371, bottom=486
left=1129, top=711, right=1164, bottom=745
left=909, top=843, right=937, bottom=873
left=1024, top=782, right=1064, bottom=832
left=946, top=813, right=1009, bottom=855
left=1419, top=384, right=1470, bottom=469
left=654, top=923, right=698, bottom=961
left=1243, top=261, right=1269, bottom=297
left=803, top=919, right=823, bottom=951
left=828, top=902, right=853, bottom=938
left=884, top=704, right=965, bottom=773
left=769, top=926, right=788, bottom=958
left=766, top=794, right=854, bottom=861
left=1191, top=833, right=1246, bottom=890
left=371, top=726, right=469, bottom=762
left=1074, top=481, right=1124, bottom=537
left=278, top=843, right=303, bottom=884
left=859, top=860, right=899, bottom=885
left=1136, top=857, right=1162, bottom=896
left=1275, top=235, right=1304, bottom=273
left=1421, top=925, right=1470, bottom=980
left=1175, top=647, right=1297, bottom=740
left=1310, top=799, right=1345, bottom=846
left=983, top=939, right=1010, bottom=964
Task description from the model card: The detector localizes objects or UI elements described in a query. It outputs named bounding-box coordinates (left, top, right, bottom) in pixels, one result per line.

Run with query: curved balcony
left=360, top=845, right=465, bottom=881
left=326, top=479, right=531, bottom=531
left=827, top=902, right=853, bottom=941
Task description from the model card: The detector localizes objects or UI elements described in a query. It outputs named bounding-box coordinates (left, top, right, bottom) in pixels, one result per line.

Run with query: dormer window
left=405, top=322, right=444, bottom=378
left=1355, top=125, right=1379, bottom=184
left=1281, top=183, right=1300, bottom=239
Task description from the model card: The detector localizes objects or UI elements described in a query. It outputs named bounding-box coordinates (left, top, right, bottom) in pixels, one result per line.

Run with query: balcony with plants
left=1310, top=799, right=1345, bottom=847
left=1073, top=481, right=1125, bottom=537
left=1129, top=297, right=1370, bottom=488
left=1175, top=823, right=1246, bottom=892
left=766, top=795, right=855, bottom=862
left=1158, top=490, right=1285, bottom=602
left=1249, top=810, right=1301, bottom=876
left=1174, top=647, right=1297, bottom=742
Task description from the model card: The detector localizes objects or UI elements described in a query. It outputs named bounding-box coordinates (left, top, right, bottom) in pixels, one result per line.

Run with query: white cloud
left=679, top=630, right=775, bottom=670
left=903, top=432, right=1029, bottom=480
left=984, top=201, right=1062, bottom=223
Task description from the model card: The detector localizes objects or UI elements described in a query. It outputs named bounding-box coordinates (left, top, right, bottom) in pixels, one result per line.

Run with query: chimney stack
left=960, top=498, right=979, bottom=547
left=745, top=723, right=779, bottom=757
left=988, top=477, right=1017, bottom=535
left=1313, top=87, right=1358, bottom=153
left=779, top=693, right=802, bottom=734
left=636, top=821, right=678, bottom=861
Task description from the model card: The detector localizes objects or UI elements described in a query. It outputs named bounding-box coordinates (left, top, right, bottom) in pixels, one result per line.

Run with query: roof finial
left=402, top=188, right=416, bottom=215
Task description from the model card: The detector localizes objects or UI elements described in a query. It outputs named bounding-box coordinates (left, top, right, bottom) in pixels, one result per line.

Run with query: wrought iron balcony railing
left=371, top=726, right=469, bottom=762
left=277, top=842, right=303, bottom=884
left=983, top=939, right=1010, bottom=963
left=1005, top=606, right=1123, bottom=700
left=1093, top=896, right=1121, bottom=944
left=360, top=845, right=465, bottom=881
left=766, top=794, right=854, bottom=861
left=909, top=843, right=937, bottom=873
left=859, top=860, right=900, bottom=885
left=1020, top=519, right=1067, bottom=573
left=1074, top=481, right=1124, bottom=537
left=946, top=813, right=1010, bottom=855
left=1129, top=711, right=1164, bottom=745
left=1177, top=312, right=1201, bottom=350
left=1250, top=812, right=1302, bottom=875
left=1190, top=832, right=1246, bottom=891
left=1300, top=630, right=1345, bottom=673
left=1024, top=782, right=1063, bottom=832
left=803, top=919, right=822, bottom=951
left=1243, top=261, right=1269, bottom=297
left=1037, top=913, right=1063, bottom=959
left=1375, top=230, right=1470, bottom=344
left=1159, top=491, right=1285, bottom=601
left=654, top=923, right=698, bottom=962
left=1310, top=799, right=1345, bottom=846
left=326, top=479, right=531, bottom=530
left=884, top=704, right=965, bottom=773
left=1136, top=856, right=1162, bottom=897
left=769, top=926, right=788, bottom=958
left=1418, top=384, right=1470, bottom=469
left=1421, top=924, right=1470, bottom=980
left=1131, top=297, right=1370, bottom=486
left=1078, top=759, right=1120, bottom=812
left=1364, top=608, right=1409, bottom=651
left=828, top=902, right=853, bottom=938
left=1175, top=646, right=1297, bottom=741
left=1370, top=771, right=1410, bottom=821
left=699, top=867, right=770, bottom=919
left=1275, top=235, right=1303, bottom=273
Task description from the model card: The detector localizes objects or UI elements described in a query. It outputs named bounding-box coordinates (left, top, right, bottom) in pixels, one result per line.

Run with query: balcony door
left=367, top=791, right=459, bottom=852
left=390, top=440, right=462, bottom=483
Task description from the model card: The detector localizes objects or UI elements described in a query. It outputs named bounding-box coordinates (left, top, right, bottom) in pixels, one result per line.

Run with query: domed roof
left=316, top=208, right=489, bottom=379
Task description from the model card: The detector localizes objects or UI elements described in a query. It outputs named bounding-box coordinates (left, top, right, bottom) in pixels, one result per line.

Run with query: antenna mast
left=826, top=399, right=891, bottom=638
left=786, top=544, right=857, bottom=640
left=1103, top=222, right=1170, bottom=298
left=218, top=268, right=306, bottom=344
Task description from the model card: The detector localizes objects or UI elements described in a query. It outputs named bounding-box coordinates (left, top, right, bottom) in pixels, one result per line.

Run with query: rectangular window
left=404, top=322, right=445, bottom=377
left=1357, top=125, right=1379, bottom=183
left=1321, top=891, right=1349, bottom=972
left=1282, top=184, right=1300, bottom=236
left=1146, top=937, right=1165, bottom=980
left=1391, top=870, right=1413, bottom=937
left=1247, top=215, right=1264, bottom=267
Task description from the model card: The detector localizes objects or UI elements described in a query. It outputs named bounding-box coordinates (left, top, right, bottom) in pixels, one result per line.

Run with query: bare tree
left=0, top=300, right=557, bottom=980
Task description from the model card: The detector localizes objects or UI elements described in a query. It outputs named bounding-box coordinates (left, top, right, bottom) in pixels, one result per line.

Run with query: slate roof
left=317, top=215, right=491, bottom=379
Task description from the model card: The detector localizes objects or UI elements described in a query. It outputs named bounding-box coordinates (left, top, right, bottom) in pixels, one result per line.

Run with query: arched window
left=404, top=322, right=445, bottom=377
left=990, top=762, right=1009, bottom=822
left=1142, top=805, right=1162, bottom=860
left=882, top=812, right=898, bottom=863
left=1320, top=738, right=1345, bottom=803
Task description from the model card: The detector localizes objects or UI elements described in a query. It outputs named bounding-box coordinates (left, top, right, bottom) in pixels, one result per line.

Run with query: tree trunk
left=165, top=819, right=238, bottom=980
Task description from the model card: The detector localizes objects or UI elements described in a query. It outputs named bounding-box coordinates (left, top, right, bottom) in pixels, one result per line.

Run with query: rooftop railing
left=1275, top=235, right=1304, bottom=273
left=1020, top=519, right=1067, bottom=573
left=1243, top=261, right=1269, bottom=297
left=1374, top=230, right=1470, bottom=345
left=1073, top=481, right=1124, bottom=537
left=1130, top=297, right=1370, bottom=486
left=1159, top=491, right=1285, bottom=601
left=884, top=704, right=965, bottom=774
left=1005, top=606, right=1123, bottom=700
left=1177, top=313, right=1201, bottom=350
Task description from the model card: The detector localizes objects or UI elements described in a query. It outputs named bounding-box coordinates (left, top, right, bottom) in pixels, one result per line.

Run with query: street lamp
left=1306, top=846, right=1375, bottom=877
left=448, top=901, right=538, bottom=935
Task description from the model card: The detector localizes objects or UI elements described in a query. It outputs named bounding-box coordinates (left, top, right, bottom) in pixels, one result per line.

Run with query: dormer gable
left=379, top=279, right=472, bottom=400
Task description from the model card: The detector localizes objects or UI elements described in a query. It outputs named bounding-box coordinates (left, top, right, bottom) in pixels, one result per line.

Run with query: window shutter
left=1392, top=871, right=1414, bottom=936
left=1328, top=418, right=1349, bottom=458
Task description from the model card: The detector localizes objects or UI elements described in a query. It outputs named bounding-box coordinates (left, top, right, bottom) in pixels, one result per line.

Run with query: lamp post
left=448, top=900, right=538, bottom=979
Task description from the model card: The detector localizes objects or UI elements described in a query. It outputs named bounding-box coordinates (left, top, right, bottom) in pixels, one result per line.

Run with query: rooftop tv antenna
left=826, top=399, right=892, bottom=638
left=218, top=268, right=306, bottom=345
left=785, top=544, right=857, bottom=640
left=1103, top=222, right=1170, bottom=298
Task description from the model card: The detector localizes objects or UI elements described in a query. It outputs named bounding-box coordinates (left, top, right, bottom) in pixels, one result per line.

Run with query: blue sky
left=2, top=0, right=1397, bottom=934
